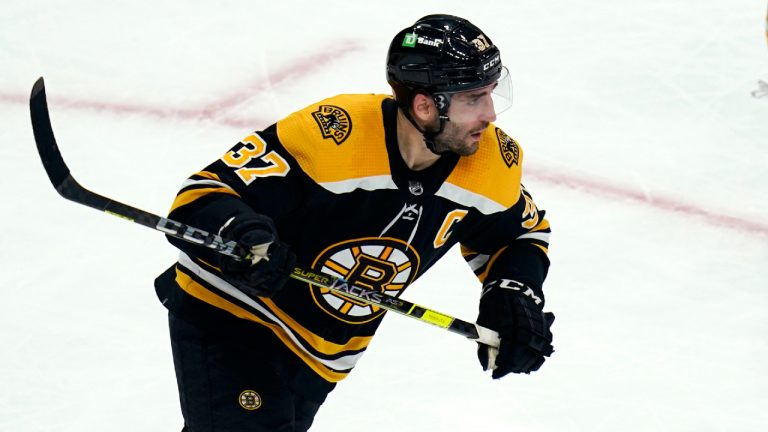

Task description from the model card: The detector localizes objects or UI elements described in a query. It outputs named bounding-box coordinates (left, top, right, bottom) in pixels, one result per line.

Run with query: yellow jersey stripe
left=531, top=219, right=551, bottom=232
left=475, top=246, right=509, bottom=283
left=175, top=254, right=368, bottom=368
left=170, top=186, right=240, bottom=213
left=195, top=171, right=223, bottom=181
left=259, top=297, right=373, bottom=354
left=174, top=269, right=349, bottom=382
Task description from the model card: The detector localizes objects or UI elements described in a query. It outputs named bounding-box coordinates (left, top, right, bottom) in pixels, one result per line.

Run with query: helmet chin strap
left=403, top=93, right=452, bottom=155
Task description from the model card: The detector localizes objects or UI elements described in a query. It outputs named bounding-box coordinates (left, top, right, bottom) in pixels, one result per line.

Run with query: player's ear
left=411, top=92, right=436, bottom=123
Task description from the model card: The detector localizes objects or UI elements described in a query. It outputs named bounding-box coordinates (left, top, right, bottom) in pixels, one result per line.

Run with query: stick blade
left=30, top=77, right=71, bottom=189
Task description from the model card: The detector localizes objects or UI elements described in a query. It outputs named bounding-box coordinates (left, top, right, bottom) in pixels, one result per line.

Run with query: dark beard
left=431, top=124, right=479, bottom=156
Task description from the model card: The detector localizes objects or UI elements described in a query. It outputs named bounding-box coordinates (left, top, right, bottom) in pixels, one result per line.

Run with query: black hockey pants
left=168, top=312, right=323, bottom=432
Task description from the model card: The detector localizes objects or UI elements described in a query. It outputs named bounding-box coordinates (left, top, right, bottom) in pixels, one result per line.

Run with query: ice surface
left=1, top=0, right=767, bottom=431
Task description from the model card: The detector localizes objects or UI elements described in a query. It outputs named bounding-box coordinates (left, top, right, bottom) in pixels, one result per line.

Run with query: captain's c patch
left=496, top=128, right=520, bottom=168
left=312, top=105, right=352, bottom=145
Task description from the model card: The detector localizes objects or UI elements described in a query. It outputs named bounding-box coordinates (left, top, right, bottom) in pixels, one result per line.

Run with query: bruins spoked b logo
left=310, top=238, right=420, bottom=324
left=312, top=105, right=352, bottom=145
left=496, top=128, right=520, bottom=168
left=238, top=390, right=261, bottom=411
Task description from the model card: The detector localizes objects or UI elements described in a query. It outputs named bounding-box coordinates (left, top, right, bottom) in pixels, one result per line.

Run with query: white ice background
left=1, top=1, right=767, bottom=431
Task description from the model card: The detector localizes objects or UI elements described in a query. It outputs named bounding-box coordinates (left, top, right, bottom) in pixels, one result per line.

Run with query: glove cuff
left=480, top=278, right=545, bottom=310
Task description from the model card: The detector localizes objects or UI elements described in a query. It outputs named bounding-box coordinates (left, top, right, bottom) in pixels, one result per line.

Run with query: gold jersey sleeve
left=276, top=94, right=393, bottom=185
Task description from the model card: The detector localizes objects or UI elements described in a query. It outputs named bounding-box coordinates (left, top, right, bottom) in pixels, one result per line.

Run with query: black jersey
left=158, top=94, right=551, bottom=385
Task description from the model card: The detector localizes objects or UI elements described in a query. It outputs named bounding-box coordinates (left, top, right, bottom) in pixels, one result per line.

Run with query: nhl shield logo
left=312, top=105, right=352, bottom=145
left=309, top=237, right=420, bottom=324
left=408, top=181, right=423, bottom=196
left=496, top=128, right=520, bottom=168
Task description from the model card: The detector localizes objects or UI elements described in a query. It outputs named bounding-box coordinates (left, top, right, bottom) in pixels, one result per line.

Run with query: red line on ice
left=527, top=168, right=768, bottom=236
left=3, top=42, right=766, bottom=237
left=1, top=40, right=365, bottom=127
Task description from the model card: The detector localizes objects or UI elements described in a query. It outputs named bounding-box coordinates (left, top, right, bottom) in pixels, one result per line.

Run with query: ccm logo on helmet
left=483, top=55, right=501, bottom=71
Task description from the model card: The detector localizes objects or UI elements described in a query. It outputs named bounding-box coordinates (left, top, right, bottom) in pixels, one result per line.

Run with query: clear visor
left=443, top=66, right=513, bottom=122
left=492, top=66, right=513, bottom=115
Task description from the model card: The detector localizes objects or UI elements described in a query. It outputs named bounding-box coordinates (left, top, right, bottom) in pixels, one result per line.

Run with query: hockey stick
left=30, top=77, right=500, bottom=348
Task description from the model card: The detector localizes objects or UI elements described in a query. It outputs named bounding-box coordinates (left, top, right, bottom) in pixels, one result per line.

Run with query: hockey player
left=155, top=14, right=555, bottom=432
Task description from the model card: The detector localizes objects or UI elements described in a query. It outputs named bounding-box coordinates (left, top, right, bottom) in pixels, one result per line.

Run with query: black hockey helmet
left=386, top=14, right=508, bottom=109
left=386, top=15, right=512, bottom=153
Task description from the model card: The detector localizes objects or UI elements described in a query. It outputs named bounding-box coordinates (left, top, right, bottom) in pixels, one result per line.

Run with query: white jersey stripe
left=435, top=183, right=506, bottom=214
left=319, top=175, right=506, bottom=215
left=318, top=175, right=398, bottom=194
left=467, top=253, right=490, bottom=272
left=516, top=231, right=551, bottom=243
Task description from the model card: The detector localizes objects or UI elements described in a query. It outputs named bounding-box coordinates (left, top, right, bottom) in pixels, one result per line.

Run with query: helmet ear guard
left=395, top=87, right=453, bottom=155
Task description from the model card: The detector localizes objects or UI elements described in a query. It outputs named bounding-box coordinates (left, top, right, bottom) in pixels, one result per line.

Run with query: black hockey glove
left=477, top=279, right=555, bottom=378
left=217, top=214, right=296, bottom=299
